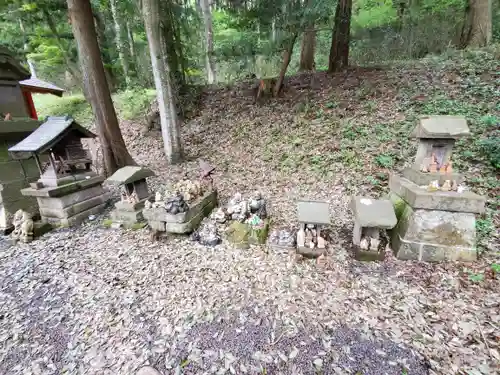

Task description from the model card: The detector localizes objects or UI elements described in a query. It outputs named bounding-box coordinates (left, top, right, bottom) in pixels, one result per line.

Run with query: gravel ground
left=0, top=211, right=497, bottom=374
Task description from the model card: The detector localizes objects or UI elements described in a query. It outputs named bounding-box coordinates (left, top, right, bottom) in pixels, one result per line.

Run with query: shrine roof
left=0, top=46, right=30, bottom=81
left=8, top=116, right=95, bottom=157
left=19, top=77, right=65, bottom=97
left=106, top=166, right=156, bottom=186
left=411, top=116, right=470, bottom=139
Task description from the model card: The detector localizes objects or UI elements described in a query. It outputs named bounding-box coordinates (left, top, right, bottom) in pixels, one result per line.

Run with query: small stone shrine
left=8, top=116, right=110, bottom=227
left=143, top=160, right=218, bottom=236
left=350, top=196, right=397, bottom=261
left=106, top=165, right=155, bottom=228
left=296, top=200, right=330, bottom=257
left=223, top=191, right=270, bottom=248
left=388, top=115, right=486, bottom=262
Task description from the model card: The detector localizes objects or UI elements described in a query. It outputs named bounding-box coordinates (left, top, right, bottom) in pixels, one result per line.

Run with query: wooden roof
left=20, top=77, right=65, bottom=97
left=8, top=116, right=95, bottom=158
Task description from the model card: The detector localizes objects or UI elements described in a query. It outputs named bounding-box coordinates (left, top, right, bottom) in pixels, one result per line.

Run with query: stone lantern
left=296, top=200, right=330, bottom=257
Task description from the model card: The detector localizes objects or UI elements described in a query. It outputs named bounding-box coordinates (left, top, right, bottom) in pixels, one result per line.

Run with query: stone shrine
left=9, top=116, right=110, bottom=227
left=106, top=166, right=155, bottom=228
left=350, top=196, right=397, bottom=261
left=388, top=115, right=486, bottom=262
left=296, top=200, right=330, bottom=257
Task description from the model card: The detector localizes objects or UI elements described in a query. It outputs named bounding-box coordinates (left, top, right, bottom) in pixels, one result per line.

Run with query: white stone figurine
left=121, top=191, right=128, bottom=202
left=317, top=236, right=326, bottom=249
left=296, top=228, right=305, bottom=247
left=155, top=191, right=162, bottom=202
left=144, top=200, right=152, bottom=210
left=359, top=237, right=369, bottom=250
left=369, top=237, right=380, bottom=251
left=309, top=241, right=315, bottom=249
left=10, top=209, right=24, bottom=240
left=20, top=211, right=34, bottom=243
left=441, top=180, right=451, bottom=192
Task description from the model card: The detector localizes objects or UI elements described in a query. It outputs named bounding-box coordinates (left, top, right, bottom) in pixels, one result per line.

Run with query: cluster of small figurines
left=10, top=209, right=34, bottom=243
left=359, top=236, right=380, bottom=252
left=296, top=224, right=327, bottom=249
left=211, top=191, right=267, bottom=228
left=144, top=179, right=206, bottom=215
left=425, top=179, right=464, bottom=193
left=419, top=153, right=453, bottom=174
left=120, top=190, right=139, bottom=204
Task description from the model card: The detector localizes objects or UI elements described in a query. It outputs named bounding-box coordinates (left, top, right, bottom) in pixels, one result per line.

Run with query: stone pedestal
left=143, top=190, right=217, bottom=234
left=21, top=176, right=111, bottom=227
left=110, top=199, right=150, bottom=228
left=388, top=174, right=485, bottom=262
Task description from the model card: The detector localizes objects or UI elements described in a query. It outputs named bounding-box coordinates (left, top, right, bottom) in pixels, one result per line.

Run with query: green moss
left=131, top=222, right=147, bottom=230
left=388, top=192, right=407, bottom=220
left=102, top=219, right=113, bottom=228
left=249, top=219, right=270, bottom=245
left=226, top=222, right=250, bottom=249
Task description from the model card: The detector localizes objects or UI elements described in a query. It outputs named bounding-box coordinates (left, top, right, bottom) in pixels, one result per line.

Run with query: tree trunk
left=328, top=0, right=352, bottom=73
left=273, top=33, right=298, bottom=97
left=110, top=0, right=131, bottom=87
left=460, top=0, right=492, bottom=48
left=67, top=0, right=136, bottom=175
left=93, top=10, right=117, bottom=92
left=199, top=0, right=216, bottom=84
left=142, top=0, right=183, bottom=164
left=127, top=21, right=136, bottom=58
left=299, top=25, right=316, bottom=71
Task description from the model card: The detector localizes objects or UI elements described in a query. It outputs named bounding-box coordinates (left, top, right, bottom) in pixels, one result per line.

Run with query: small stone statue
left=191, top=218, right=221, bottom=247
left=445, top=160, right=453, bottom=174
left=121, top=191, right=128, bottom=202
left=278, top=230, right=295, bottom=247
left=144, top=200, right=152, bottom=209
left=155, top=191, right=162, bottom=203
left=296, top=228, right=305, bottom=247
left=428, top=154, right=438, bottom=173
left=128, top=191, right=139, bottom=204
left=20, top=211, right=34, bottom=243
left=248, top=191, right=267, bottom=219
left=10, top=209, right=24, bottom=240
left=227, top=193, right=242, bottom=213
left=441, top=180, right=451, bottom=191
left=165, top=193, right=189, bottom=214
left=451, top=180, right=458, bottom=191
left=359, top=237, right=369, bottom=250
left=369, top=237, right=380, bottom=251
left=420, top=157, right=430, bottom=173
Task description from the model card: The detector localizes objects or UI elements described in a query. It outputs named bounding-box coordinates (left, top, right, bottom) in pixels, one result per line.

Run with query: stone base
left=402, top=168, right=463, bottom=186
left=22, top=177, right=111, bottom=227
left=110, top=209, right=144, bottom=226
left=268, top=243, right=295, bottom=255
left=354, top=248, right=385, bottom=261
left=143, top=190, right=217, bottom=234
left=297, top=246, right=327, bottom=258
left=388, top=192, right=477, bottom=262
left=248, top=220, right=270, bottom=245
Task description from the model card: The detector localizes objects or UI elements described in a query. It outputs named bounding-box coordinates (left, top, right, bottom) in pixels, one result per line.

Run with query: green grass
left=33, top=88, right=157, bottom=127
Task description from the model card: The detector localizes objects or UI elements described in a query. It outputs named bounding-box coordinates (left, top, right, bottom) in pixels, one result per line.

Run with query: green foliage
left=375, top=154, right=395, bottom=168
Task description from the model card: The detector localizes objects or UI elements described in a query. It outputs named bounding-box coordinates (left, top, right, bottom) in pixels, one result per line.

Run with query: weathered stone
left=297, top=200, right=330, bottom=225
left=413, top=139, right=455, bottom=171
left=226, top=222, right=250, bottom=249
left=21, top=176, right=105, bottom=198
left=402, top=168, right=463, bottom=186
left=39, top=193, right=111, bottom=219
left=42, top=202, right=108, bottom=227
left=36, top=185, right=107, bottom=210
left=248, top=219, right=270, bottom=245
left=149, top=220, right=165, bottom=232
left=389, top=174, right=485, bottom=214
left=110, top=209, right=144, bottom=224
left=390, top=204, right=477, bottom=262
left=164, top=195, right=217, bottom=234
left=296, top=245, right=326, bottom=258
left=411, top=115, right=470, bottom=139
left=350, top=196, right=397, bottom=229
left=106, top=166, right=155, bottom=186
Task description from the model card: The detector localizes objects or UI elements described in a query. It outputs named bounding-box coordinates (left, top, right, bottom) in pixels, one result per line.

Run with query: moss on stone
left=226, top=222, right=250, bottom=249
left=249, top=219, right=270, bottom=245
left=131, top=222, right=147, bottom=230
left=102, top=219, right=113, bottom=228
left=388, top=192, right=407, bottom=221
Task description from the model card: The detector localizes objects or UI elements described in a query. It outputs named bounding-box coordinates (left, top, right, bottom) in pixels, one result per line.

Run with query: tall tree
left=67, top=0, right=135, bottom=174
left=142, top=0, right=183, bottom=163
left=460, top=0, right=492, bottom=48
left=199, top=0, right=216, bottom=84
left=299, top=25, right=316, bottom=71
left=109, top=0, right=132, bottom=87
left=328, top=0, right=352, bottom=73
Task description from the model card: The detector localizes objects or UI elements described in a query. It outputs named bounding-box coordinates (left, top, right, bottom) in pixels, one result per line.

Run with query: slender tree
left=199, top=0, right=216, bottom=84
left=109, top=0, right=131, bottom=87
left=328, top=0, right=352, bottom=73
left=460, top=0, right=492, bottom=48
left=142, top=0, right=183, bottom=163
left=299, top=25, right=316, bottom=71
left=67, top=0, right=135, bottom=174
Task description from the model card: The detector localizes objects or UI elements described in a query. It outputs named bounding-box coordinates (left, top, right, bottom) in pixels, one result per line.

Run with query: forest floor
left=1, top=47, right=499, bottom=375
